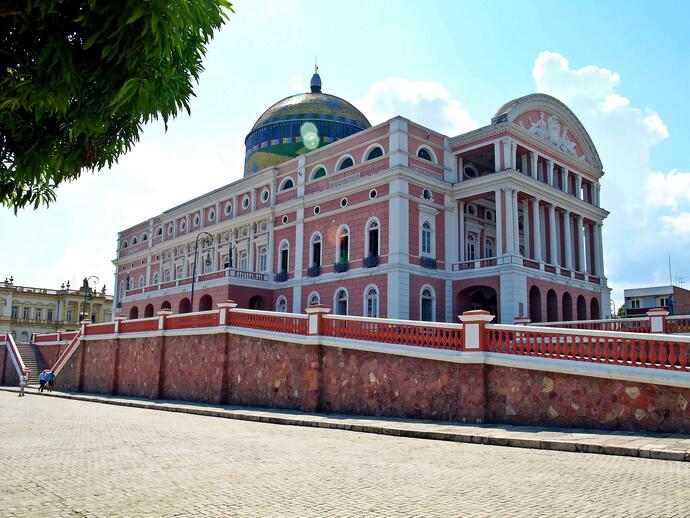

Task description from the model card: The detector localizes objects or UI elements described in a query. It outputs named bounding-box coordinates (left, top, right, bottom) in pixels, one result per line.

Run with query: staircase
left=15, top=342, right=47, bottom=384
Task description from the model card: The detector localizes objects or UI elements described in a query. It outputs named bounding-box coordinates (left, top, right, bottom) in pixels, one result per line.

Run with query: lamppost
left=190, top=232, right=214, bottom=311
left=81, top=276, right=99, bottom=322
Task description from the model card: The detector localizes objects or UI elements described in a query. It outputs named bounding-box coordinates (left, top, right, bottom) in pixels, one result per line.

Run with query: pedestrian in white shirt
left=18, top=371, right=28, bottom=397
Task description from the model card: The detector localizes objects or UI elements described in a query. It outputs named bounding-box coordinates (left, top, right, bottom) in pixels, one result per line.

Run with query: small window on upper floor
left=338, top=157, right=354, bottom=171
left=280, top=177, right=294, bottom=191
left=131, top=236, right=138, bottom=245
left=366, top=146, right=384, bottom=161
left=311, top=166, right=327, bottom=180
left=122, top=240, right=128, bottom=249
left=156, top=228, right=162, bottom=236
left=417, top=147, right=433, bottom=162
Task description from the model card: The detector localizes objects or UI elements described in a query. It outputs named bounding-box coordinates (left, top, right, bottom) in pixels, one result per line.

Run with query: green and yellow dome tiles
left=244, top=70, right=371, bottom=176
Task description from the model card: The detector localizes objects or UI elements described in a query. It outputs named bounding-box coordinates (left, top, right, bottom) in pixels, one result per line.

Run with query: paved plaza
left=1, top=391, right=689, bottom=517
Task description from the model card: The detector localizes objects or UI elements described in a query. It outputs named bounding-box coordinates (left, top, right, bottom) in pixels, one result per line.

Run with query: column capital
left=529, top=151, right=538, bottom=158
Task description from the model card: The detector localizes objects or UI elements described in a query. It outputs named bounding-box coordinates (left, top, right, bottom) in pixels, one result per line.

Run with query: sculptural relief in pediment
left=515, top=110, right=588, bottom=164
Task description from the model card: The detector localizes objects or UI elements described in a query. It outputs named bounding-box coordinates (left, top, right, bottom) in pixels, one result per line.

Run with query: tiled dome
left=244, top=72, right=371, bottom=175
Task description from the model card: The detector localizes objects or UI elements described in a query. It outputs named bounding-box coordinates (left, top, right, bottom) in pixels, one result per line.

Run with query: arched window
left=311, top=166, right=327, bottom=180
left=131, top=236, right=138, bottom=245
left=420, top=286, right=435, bottom=321
left=122, top=240, right=128, bottom=249
left=416, top=146, right=435, bottom=163
left=153, top=272, right=160, bottom=284
left=239, top=251, right=248, bottom=271
left=258, top=247, right=268, bottom=272
left=119, top=281, right=125, bottom=300
left=421, top=221, right=432, bottom=256
left=337, top=156, right=354, bottom=171
left=127, top=276, right=133, bottom=290
left=485, top=238, right=494, bottom=258
left=129, top=306, right=139, bottom=320
left=138, top=276, right=144, bottom=288
left=365, top=145, right=384, bottom=161
left=336, top=226, right=349, bottom=264
left=141, top=232, right=148, bottom=241
left=466, top=233, right=476, bottom=261
left=279, top=177, right=294, bottom=191
left=334, top=288, right=348, bottom=315
left=307, top=292, right=320, bottom=307
left=366, top=219, right=380, bottom=258
left=310, top=233, right=322, bottom=268
left=279, top=240, right=289, bottom=273
left=199, top=294, right=213, bottom=311
left=276, top=296, right=288, bottom=312
left=364, top=285, right=379, bottom=318
left=156, top=228, right=163, bottom=236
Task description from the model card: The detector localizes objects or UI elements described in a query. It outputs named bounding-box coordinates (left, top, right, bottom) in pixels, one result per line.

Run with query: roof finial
left=310, top=59, right=322, bottom=94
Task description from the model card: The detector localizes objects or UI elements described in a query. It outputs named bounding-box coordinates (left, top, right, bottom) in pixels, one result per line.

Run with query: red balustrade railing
left=166, top=311, right=220, bottom=330
left=322, top=316, right=464, bottom=350
left=486, top=325, right=689, bottom=371
left=85, top=323, right=116, bottom=335
left=61, top=331, right=79, bottom=341
left=33, top=333, right=59, bottom=343
left=230, top=309, right=307, bottom=335
left=668, top=316, right=690, bottom=334
left=119, top=318, right=158, bottom=333
left=538, top=318, right=651, bottom=333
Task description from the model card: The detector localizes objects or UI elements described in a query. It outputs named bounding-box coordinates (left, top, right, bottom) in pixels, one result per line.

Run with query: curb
left=2, top=387, right=688, bottom=462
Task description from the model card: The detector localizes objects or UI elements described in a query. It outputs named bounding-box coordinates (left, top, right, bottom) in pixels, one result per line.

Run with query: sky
left=2, top=0, right=690, bottom=311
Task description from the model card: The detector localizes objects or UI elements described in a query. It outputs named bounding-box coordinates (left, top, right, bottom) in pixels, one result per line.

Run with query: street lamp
left=81, top=275, right=99, bottom=322
left=190, top=231, right=214, bottom=311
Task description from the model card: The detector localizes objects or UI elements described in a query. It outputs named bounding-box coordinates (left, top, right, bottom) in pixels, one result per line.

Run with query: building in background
left=114, top=70, right=610, bottom=324
left=623, top=285, right=690, bottom=316
left=0, top=277, right=113, bottom=343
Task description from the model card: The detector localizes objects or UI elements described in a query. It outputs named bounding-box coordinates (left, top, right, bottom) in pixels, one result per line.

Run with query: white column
left=445, top=196, right=459, bottom=269
left=577, top=215, right=585, bottom=272
left=512, top=189, right=520, bottom=254
left=511, top=141, right=518, bottom=170
left=546, top=160, right=554, bottom=186
left=267, top=223, right=275, bottom=275
left=530, top=152, right=538, bottom=180
left=504, top=189, right=514, bottom=253
left=457, top=155, right=464, bottom=182
left=575, top=175, right=582, bottom=200
left=561, top=167, right=568, bottom=194
left=495, top=189, right=504, bottom=256
left=294, top=207, right=304, bottom=280
left=594, top=182, right=601, bottom=206
left=548, top=204, right=557, bottom=266
left=522, top=199, right=531, bottom=258
left=458, top=201, right=465, bottom=261
left=502, top=140, right=511, bottom=170
left=248, top=232, right=255, bottom=272
left=595, top=223, right=604, bottom=277
left=532, top=199, right=542, bottom=262
left=564, top=210, right=573, bottom=270
left=494, top=142, right=501, bottom=172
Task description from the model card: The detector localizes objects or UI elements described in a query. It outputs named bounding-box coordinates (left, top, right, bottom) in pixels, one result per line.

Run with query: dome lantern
left=310, top=64, right=322, bottom=93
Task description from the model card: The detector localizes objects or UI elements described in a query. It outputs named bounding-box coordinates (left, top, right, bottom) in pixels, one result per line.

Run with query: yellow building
left=0, top=277, right=113, bottom=343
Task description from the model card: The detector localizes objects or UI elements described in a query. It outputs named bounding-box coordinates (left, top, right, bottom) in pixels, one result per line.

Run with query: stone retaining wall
left=3, top=334, right=689, bottom=433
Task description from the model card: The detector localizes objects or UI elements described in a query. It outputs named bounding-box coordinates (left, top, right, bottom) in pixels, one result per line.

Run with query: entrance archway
left=199, top=294, right=213, bottom=311
left=249, top=295, right=265, bottom=310
left=546, top=289, right=558, bottom=322
left=144, top=304, right=154, bottom=318
left=161, top=300, right=171, bottom=310
left=562, top=292, right=573, bottom=321
left=529, top=286, right=542, bottom=323
left=590, top=297, right=600, bottom=319
left=179, top=298, right=191, bottom=314
left=129, top=306, right=139, bottom=319
left=577, top=295, right=587, bottom=320
left=457, top=286, right=498, bottom=319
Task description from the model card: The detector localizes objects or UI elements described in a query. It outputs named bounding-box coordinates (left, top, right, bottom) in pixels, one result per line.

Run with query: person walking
left=47, top=370, right=56, bottom=392
left=38, top=370, right=47, bottom=392
left=18, top=371, right=28, bottom=397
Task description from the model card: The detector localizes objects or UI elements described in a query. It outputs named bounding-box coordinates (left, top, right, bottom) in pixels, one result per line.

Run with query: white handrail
left=3, top=333, right=26, bottom=378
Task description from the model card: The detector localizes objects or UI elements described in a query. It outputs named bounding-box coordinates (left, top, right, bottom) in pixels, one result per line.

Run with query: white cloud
left=355, top=77, right=477, bottom=135
left=645, top=170, right=690, bottom=209
left=288, top=73, right=308, bottom=94
left=661, top=213, right=690, bottom=235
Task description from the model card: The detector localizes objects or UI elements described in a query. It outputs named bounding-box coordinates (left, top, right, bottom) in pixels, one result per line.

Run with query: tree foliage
left=0, top=0, right=232, bottom=212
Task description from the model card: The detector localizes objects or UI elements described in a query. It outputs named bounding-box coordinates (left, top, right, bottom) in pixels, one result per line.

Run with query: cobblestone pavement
left=1, top=392, right=689, bottom=517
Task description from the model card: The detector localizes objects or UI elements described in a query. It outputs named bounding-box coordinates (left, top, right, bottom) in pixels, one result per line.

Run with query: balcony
left=334, top=261, right=349, bottom=273
left=420, top=256, right=436, bottom=270
left=275, top=271, right=288, bottom=282
left=308, top=265, right=321, bottom=278
left=364, top=255, right=379, bottom=268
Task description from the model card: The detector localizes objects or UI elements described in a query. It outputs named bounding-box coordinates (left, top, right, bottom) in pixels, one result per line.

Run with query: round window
left=209, top=210, right=215, bottom=222
left=167, top=224, right=173, bottom=236
left=242, top=196, right=250, bottom=209
left=193, top=215, right=200, bottom=227
left=464, top=165, right=479, bottom=179
left=261, top=189, right=270, bottom=203
left=313, top=205, right=321, bottom=215
left=224, top=202, right=233, bottom=216
left=156, top=228, right=162, bottom=236
left=180, top=220, right=186, bottom=231
left=282, top=215, right=289, bottom=224
left=340, top=197, right=348, bottom=208
left=422, top=189, right=432, bottom=200
left=369, top=189, right=377, bottom=199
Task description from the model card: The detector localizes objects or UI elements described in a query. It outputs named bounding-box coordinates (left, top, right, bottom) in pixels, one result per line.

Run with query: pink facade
left=114, top=91, right=609, bottom=324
